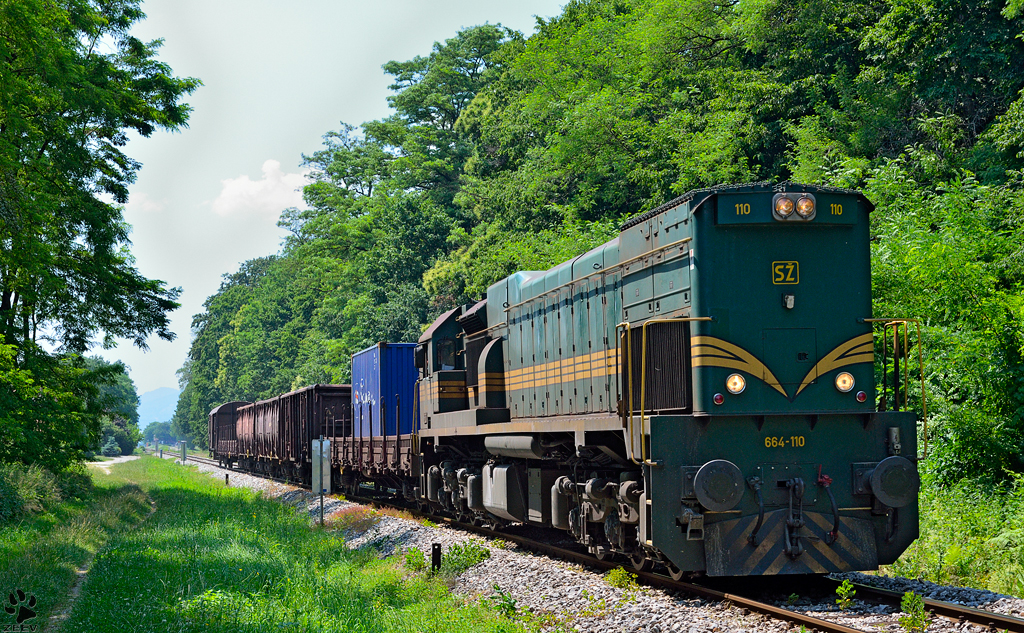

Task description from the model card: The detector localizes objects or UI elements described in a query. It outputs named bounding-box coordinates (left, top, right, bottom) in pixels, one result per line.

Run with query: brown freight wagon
left=230, top=384, right=351, bottom=484
left=209, top=401, right=249, bottom=465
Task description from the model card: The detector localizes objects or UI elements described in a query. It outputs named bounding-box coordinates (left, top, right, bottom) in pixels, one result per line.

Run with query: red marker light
left=856, top=391, right=867, bottom=403
left=713, top=393, right=725, bottom=405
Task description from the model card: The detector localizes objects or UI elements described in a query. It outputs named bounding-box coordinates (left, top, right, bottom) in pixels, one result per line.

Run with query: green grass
left=886, top=476, right=1024, bottom=595
left=0, top=464, right=151, bottom=624
left=63, top=456, right=524, bottom=633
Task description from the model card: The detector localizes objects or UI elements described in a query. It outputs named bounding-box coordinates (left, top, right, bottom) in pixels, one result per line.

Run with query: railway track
left=834, top=581, right=1024, bottom=632
left=175, top=453, right=1024, bottom=633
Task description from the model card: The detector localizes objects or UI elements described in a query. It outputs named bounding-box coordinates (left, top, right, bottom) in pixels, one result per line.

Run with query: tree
left=0, top=0, right=198, bottom=354
left=98, top=416, right=138, bottom=455
left=141, top=421, right=177, bottom=444
left=174, top=1, right=1024, bottom=487
left=100, top=436, right=121, bottom=458
left=0, top=345, right=111, bottom=470
left=173, top=25, right=517, bottom=437
left=0, top=0, right=197, bottom=469
left=87, top=356, right=140, bottom=426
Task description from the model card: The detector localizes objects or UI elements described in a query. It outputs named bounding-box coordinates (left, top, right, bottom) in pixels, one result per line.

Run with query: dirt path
left=48, top=457, right=155, bottom=630
left=85, top=454, right=139, bottom=474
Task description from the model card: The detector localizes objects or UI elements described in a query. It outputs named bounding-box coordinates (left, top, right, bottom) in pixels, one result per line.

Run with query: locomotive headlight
left=835, top=372, right=855, bottom=392
left=725, top=373, right=746, bottom=394
left=796, top=196, right=815, bottom=217
left=775, top=197, right=795, bottom=217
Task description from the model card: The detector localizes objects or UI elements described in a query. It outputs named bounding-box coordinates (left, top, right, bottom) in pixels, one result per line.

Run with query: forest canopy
left=174, top=0, right=1024, bottom=486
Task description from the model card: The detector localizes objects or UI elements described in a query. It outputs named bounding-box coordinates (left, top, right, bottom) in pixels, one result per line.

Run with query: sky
left=99, top=0, right=565, bottom=395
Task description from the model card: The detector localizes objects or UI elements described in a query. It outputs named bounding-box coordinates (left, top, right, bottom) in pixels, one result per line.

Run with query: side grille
left=622, top=321, right=690, bottom=412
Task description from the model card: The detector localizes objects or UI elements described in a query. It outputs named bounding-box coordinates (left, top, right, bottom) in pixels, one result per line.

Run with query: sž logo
left=3, top=589, right=37, bottom=629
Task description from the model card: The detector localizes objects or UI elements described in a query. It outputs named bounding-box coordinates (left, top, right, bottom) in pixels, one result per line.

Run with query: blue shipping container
left=351, top=343, right=418, bottom=438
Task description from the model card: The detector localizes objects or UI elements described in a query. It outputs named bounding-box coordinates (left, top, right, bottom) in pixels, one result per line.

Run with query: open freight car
left=339, top=343, right=419, bottom=492
left=230, top=384, right=351, bottom=484
left=209, top=401, right=249, bottom=464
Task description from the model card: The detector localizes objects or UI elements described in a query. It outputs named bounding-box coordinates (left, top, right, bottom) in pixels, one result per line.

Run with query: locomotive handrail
left=465, top=327, right=499, bottom=341
left=616, top=321, right=636, bottom=463
left=640, top=317, right=713, bottom=465
left=504, top=236, right=692, bottom=313
left=618, top=316, right=713, bottom=465
left=412, top=378, right=421, bottom=457
left=479, top=322, right=508, bottom=335
left=862, top=318, right=928, bottom=459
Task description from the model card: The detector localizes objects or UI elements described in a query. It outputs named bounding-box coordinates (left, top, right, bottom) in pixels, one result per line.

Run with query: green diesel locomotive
left=415, top=182, right=921, bottom=577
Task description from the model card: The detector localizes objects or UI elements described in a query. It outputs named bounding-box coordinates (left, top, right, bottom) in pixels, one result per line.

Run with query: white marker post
left=312, top=435, right=331, bottom=526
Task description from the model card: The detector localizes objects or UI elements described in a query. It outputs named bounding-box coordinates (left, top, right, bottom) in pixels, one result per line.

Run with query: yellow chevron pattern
left=795, top=333, right=874, bottom=396
left=457, top=333, right=873, bottom=403
left=691, top=336, right=787, bottom=397
left=692, top=334, right=874, bottom=400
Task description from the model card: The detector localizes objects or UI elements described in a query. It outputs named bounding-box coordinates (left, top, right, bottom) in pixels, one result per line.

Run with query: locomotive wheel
left=665, top=562, right=685, bottom=581
left=630, top=551, right=654, bottom=573
left=593, top=548, right=615, bottom=562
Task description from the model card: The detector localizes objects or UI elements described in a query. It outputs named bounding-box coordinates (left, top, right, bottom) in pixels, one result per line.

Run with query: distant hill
left=138, top=387, right=180, bottom=424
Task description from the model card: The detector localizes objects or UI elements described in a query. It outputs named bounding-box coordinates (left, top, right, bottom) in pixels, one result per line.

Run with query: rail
left=844, top=580, right=1024, bottom=632
left=346, top=490, right=868, bottom=633
left=351, top=487, right=1024, bottom=633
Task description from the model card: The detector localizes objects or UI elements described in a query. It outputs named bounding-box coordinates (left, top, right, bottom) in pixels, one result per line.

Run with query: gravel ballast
left=162, top=453, right=1024, bottom=632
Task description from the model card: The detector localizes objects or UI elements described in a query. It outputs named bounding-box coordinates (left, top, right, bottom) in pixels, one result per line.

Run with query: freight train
left=210, top=182, right=922, bottom=578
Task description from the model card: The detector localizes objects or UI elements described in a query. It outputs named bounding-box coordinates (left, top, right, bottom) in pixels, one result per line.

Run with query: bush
left=898, top=591, right=931, bottom=633
left=57, top=462, right=94, bottom=500
left=327, top=506, right=379, bottom=534
left=98, top=418, right=139, bottom=457
left=101, top=437, right=122, bottom=457
left=0, top=463, right=63, bottom=523
left=887, top=475, right=1024, bottom=594
left=605, top=567, right=639, bottom=591
left=925, top=407, right=1021, bottom=485
left=440, top=540, right=490, bottom=576
left=0, top=469, right=18, bottom=522
left=405, top=547, right=427, bottom=571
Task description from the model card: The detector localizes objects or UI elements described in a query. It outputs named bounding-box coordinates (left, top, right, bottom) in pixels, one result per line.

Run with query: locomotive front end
left=629, top=184, right=920, bottom=576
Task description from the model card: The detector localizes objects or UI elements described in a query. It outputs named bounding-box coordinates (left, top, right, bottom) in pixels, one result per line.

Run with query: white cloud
left=125, top=192, right=167, bottom=214
left=211, top=159, right=307, bottom=218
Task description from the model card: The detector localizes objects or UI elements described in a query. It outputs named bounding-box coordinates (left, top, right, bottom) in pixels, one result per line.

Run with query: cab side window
left=436, top=338, right=456, bottom=370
